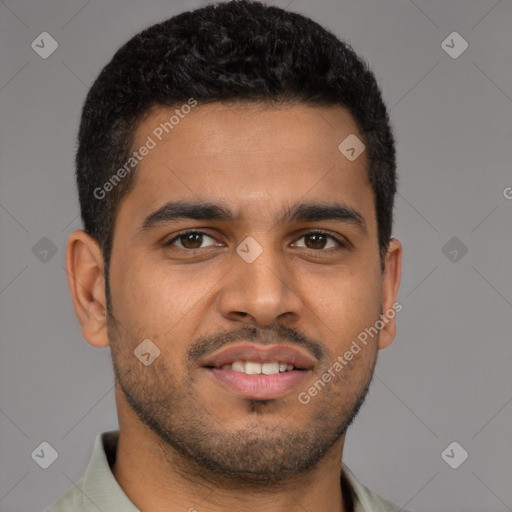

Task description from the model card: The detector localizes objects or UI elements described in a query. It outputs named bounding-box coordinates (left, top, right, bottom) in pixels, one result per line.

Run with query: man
left=46, top=0, right=406, bottom=510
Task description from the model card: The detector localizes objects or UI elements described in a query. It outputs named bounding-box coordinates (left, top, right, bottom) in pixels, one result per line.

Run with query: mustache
left=187, top=324, right=326, bottom=364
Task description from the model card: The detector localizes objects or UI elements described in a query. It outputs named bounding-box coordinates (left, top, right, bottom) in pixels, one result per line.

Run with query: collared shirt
left=44, top=431, right=410, bottom=512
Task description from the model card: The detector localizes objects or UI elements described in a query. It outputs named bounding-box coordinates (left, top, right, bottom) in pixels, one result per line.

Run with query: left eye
left=166, top=230, right=343, bottom=251
left=292, top=231, right=343, bottom=250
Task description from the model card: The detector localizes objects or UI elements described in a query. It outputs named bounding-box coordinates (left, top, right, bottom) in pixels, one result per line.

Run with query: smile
left=217, top=360, right=295, bottom=374
left=201, top=342, right=315, bottom=399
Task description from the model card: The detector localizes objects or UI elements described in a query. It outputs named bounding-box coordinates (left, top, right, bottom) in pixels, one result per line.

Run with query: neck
left=112, top=416, right=349, bottom=512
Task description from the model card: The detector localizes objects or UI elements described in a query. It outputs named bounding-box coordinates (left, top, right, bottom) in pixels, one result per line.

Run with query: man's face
left=106, top=102, right=391, bottom=483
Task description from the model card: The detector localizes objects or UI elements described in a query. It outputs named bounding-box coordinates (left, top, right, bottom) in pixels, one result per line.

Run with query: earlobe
left=378, top=238, right=403, bottom=350
left=65, top=230, right=110, bottom=348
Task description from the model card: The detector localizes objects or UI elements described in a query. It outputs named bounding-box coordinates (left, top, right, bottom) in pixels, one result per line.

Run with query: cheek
left=109, top=255, right=168, bottom=339
left=308, top=266, right=382, bottom=354
left=110, top=255, right=214, bottom=345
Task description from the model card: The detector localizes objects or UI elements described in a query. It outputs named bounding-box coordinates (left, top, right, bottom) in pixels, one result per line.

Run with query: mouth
left=201, top=343, right=315, bottom=400
left=212, top=360, right=296, bottom=374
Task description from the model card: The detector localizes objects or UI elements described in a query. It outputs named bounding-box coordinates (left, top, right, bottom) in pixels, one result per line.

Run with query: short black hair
left=76, top=0, right=396, bottom=277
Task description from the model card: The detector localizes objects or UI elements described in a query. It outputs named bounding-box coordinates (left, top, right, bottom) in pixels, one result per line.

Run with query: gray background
left=1, top=0, right=511, bottom=511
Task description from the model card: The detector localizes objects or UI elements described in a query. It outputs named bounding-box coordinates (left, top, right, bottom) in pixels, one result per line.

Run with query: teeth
left=232, top=360, right=245, bottom=372
left=245, top=361, right=262, bottom=375
left=221, top=361, right=295, bottom=374
left=262, top=362, right=280, bottom=375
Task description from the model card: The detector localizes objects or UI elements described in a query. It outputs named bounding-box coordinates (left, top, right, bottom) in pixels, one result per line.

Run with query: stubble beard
left=107, top=315, right=377, bottom=487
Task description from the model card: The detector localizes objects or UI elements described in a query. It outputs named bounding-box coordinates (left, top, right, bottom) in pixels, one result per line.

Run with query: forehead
left=119, top=102, right=375, bottom=229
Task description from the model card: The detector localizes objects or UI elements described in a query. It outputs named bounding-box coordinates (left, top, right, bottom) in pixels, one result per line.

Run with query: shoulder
left=42, top=430, right=119, bottom=512
left=42, top=483, right=84, bottom=511
left=342, top=463, right=412, bottom=512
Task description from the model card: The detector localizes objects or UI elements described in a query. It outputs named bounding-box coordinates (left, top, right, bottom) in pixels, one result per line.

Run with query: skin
left=66, top=101, right=402, bottom=512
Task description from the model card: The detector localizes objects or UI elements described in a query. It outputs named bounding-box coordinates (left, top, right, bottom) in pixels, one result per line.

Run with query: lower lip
left=206, top=368, right=310, bottom=400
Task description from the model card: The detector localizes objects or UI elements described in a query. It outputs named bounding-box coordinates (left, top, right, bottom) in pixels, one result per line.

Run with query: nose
left=217, top=237, right=304, bottom=328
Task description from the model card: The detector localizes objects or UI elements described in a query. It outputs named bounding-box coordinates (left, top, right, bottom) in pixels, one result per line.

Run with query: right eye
left=164, top=230, right=221, bottom=250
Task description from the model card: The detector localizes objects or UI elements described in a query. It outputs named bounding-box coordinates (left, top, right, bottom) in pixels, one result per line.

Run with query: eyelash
left=164, top=230, right=347, bottom=252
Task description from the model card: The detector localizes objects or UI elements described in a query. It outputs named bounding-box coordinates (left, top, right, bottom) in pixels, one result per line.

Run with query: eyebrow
left=139, top=200, right=367, bottom=234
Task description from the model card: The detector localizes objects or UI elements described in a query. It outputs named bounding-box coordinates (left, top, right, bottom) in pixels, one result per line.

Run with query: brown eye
left=293, top=231, right=345, bottom=251
left=304, top=233, right=328, bottom=249
left=166, top=231, right=217, bottom=250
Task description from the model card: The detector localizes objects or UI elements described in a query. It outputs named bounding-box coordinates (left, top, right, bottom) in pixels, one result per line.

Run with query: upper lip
left=201, top=342, right=316, bottom=370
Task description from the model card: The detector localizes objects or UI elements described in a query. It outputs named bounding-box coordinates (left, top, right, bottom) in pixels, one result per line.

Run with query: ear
left=378, top=237, right=402, bottom=350
left=65, top=230, right=109, bottom=348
